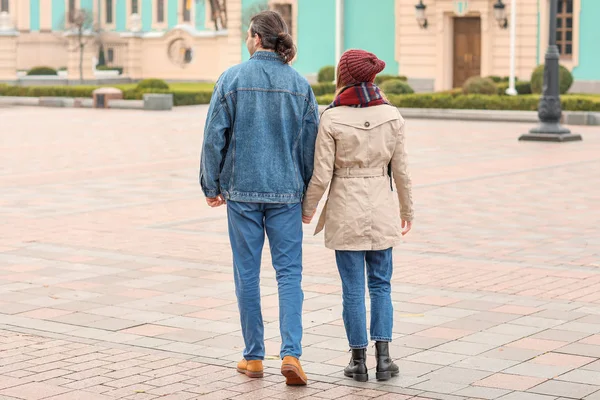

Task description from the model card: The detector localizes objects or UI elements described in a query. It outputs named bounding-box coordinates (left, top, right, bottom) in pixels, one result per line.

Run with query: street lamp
left=519, top=0, right=581, bottom=142
left=415, top=1, right=428, bottom=29
left=493, top=0, right=508, bottom=29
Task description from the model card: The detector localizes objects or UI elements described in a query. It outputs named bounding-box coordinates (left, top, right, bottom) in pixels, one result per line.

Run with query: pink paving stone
left=473, top=373, right=547, bottom=391
left=408, top=296, right=461, bottom=306
left=579, top=335, right=600, bottom=345
left=181, top=297, right=233, bottom=308
left=304, top=284, right=341, bottom=294
left=0, top=382, right=72, bottom=400
left=416, top=327, right=474, bottom=340
left=120, top=324, right=182, bottom=337
left=490, top=305, right=541, bottom=315
left=55, top=281, right=103, bottom=290
left=184, top=309, right=239, bottom=321
left=117, top=289, right=164, bottom=299
left=532, top=352, right=597, bottom=367
left=506, top=338, right=568, bottom=352
left=17, top=308, right=74, bottom=320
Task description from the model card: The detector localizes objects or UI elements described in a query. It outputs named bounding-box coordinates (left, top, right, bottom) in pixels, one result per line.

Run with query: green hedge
left=318, top=66, right=335, bottom=83
left=123, top=88, right=213, bottom=106
left=495, top=81, right=533, bottom=95
left=0, top=85, right=97, bottom=97
left=316, top=93, right=600, bottom=112
left=311, top=82, right=336, bottom=96
left=27, top=66, right=58, bottom=76
left=96, top=65, right=123, bottom=75
left=375, top=75, right=408, bottom=85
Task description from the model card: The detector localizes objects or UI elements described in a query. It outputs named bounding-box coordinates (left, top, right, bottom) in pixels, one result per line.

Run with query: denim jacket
left=200, top=51, right=319, bottom=203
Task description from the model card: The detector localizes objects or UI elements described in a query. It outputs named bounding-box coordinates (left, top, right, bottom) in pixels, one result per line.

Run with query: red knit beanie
left=338, top=49, right=386, bottom=85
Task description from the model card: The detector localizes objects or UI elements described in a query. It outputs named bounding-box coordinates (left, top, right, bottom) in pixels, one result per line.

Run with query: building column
left=0, top=12, right=18, bottom=81
left=227, top=0, right=242, bottom=66
left=123, top=33, right=143, bottom=79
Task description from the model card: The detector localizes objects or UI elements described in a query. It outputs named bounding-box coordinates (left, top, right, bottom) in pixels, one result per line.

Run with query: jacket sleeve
left=302, top=114, right=335, bottom=217
left=199, top=81, right=231, bottom=198
left=301, top=89, right=320, bottom=188
left=391, top=119, right=414, bottom=222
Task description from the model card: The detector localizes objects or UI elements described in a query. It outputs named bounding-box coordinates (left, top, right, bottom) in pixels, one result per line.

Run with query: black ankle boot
left=344, top=348, right=368, bottom=382
left=375, top=341, right=399, bottom=381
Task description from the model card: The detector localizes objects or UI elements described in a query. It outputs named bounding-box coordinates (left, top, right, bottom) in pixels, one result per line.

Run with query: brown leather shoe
left=281, top=356, right=307, bottom=386
left=236, top=359, right=264, bottom=378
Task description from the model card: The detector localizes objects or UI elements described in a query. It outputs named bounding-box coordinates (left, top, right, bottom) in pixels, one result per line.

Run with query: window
left=106, top=0, right=113, bottom=23
left=556, top=0, right=574, bottom=58
left=131, top=0, right=138, bottom=14
left=157, top=0, right=165, bottom=22
left=272, top=3, right=293, bottom=34
left=68, top=0, right=76, bottom=22
left=107, top=48, right=114, bottom=63
left=0, top=0, right=8, bottom=13
left=182, top=0, right=191, bottom=22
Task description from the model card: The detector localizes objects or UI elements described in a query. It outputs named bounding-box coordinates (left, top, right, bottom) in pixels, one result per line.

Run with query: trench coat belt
left=314, top=167, right=388, bottom=235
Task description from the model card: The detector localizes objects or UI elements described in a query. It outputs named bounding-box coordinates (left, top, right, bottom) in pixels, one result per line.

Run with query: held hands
left=206, top=194, right=226, bottom=208
left=302, top=210, right=316, bottom=224
left=401, top=220, right=412, bottom=236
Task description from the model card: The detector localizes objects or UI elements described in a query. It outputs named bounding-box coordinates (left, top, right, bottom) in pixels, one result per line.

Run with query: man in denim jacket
left=199, top=11, right=319, bottom=386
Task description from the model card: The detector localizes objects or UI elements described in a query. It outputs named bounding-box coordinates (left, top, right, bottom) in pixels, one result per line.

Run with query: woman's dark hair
left=250, top=10, right=297, bottom=63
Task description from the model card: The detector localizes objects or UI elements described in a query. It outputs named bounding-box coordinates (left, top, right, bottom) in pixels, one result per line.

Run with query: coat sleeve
left=302, top=114, right=335, bottom=217
left=391, top=119, right=414, bottom=222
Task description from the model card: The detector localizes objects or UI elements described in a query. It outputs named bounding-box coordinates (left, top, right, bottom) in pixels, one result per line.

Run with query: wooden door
left=453, top=18, right=481, bottom=88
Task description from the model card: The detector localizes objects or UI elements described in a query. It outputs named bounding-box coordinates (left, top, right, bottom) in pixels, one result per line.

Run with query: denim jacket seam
left=223, top=87, right=310, bottom=99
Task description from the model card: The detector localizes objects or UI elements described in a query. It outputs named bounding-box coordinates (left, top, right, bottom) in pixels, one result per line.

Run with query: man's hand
left=206, top=194, right=226, bottom=208
left=401, top=220, right=412, bottom=236
left=302, top=210, right=316, bottom=224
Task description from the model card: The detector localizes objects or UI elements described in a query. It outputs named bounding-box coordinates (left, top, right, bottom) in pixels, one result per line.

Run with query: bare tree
left=241, top=1, right=269, bottom=36
left=209, top=0, right=228, bottom=31
left=70, top=9, right=97, bottom=82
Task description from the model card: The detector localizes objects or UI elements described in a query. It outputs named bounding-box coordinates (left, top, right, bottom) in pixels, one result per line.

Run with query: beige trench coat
left=302, top=104, right=413, bottom=251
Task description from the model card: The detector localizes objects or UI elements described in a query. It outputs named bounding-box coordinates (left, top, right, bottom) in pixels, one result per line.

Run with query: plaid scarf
left=326, top=82, right=390, bottom=110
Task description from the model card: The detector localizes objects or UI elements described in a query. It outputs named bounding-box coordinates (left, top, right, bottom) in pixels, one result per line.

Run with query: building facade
left=0, top=0, right=598, bottom=92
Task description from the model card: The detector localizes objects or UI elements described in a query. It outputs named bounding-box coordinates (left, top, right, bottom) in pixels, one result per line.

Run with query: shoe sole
left=344, top=370, right=369, bottom=382
left=237, top=367, right=264, bottom=378
left=281, top=364, right=307, bottom=386
left=376, top=371, right=399, bottom=381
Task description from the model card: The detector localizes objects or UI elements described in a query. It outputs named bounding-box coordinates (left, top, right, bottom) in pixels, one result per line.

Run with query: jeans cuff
left=281, top=352, right=301, bottom=359
left=349, top=342, right=369, bottom=349
left=371, top=336, right=392, bottom=342
left=245, top=356, right=264, bottom=361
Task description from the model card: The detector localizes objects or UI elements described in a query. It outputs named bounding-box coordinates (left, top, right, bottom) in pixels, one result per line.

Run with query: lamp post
left=519, top=0, right=581, bottom=142
left=415, top=1, right=428, bottom=29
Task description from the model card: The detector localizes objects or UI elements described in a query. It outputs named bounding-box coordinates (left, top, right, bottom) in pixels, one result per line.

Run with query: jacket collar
left=251, top=50, right=283, bottom=62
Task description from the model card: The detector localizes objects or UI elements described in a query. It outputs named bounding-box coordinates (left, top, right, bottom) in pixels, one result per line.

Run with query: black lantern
left=415, top=1, right=428, bottom=29
left=493, top=0, right=508, bottom=29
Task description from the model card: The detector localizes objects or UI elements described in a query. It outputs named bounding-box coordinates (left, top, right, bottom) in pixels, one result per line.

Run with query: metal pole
left=334, top=0, right=343, bottom=83
left=506, top=0, right=517, bottom=96
left=519, top=0, right=581, bottom=142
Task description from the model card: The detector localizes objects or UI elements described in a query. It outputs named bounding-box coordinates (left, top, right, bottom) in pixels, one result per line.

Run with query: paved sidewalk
left=1, top=105, right=600, bottom=400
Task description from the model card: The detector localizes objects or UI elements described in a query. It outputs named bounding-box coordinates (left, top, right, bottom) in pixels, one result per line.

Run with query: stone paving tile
left=473, top=373, right=547, bottom=391
left=528, top=380, right=600, bottom=398
left=0, top=382, right=72, bottom=400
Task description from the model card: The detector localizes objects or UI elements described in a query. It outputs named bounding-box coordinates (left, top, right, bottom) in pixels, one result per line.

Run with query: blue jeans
left=227, top=201, right=304, bottom=360
left=335, top=249, right=394, bottom=349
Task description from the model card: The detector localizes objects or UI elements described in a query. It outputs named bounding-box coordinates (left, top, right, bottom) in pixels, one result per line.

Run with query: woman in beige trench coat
left=302, top=49, right=414, bottom=383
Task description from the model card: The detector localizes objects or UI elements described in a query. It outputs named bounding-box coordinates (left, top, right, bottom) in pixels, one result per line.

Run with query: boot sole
left=376, top=371, right=399, bottom=381
left=345, top=370, right=369, bottom=382
left=281, top=364, right=307, bottom=386
left=237, top=367, right=264, bottom=378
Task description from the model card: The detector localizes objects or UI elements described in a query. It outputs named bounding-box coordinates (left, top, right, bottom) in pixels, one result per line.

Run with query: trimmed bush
left=496, top=81, right=532, bottom=96
left=96, top=65, right=123, bottom=75
left=311, top=82, right=336, bottom=96
left=315, top=92, right=600, bottom=112
left=27, top=66, right=58, bottom=76
left=318, top=66, right=335, bottom=83
left=375, top=74, right=408, bottom=85
left=380, top=79, right=414, bottom=95
left=136, top=79, right=169, bottom=90
left=531, top=64, right=573, bottom=94
left=463, top=77, right=497, bottom=95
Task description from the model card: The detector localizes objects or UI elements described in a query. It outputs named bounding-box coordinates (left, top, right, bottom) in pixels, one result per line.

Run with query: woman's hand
left=206, top=195, right=226, bottom=208
left=302, top=210, right=316, bottom=224
left=401, top=220, right=412, bottom=236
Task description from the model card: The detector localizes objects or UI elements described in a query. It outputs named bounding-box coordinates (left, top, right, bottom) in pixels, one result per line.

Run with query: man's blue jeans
left=227, top=201, right=304, bottom=360
left=335, top=249, right=394, bottom=349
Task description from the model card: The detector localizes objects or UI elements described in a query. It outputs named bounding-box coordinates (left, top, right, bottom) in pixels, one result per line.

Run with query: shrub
left=374, top=75, right=408, bottom=85
left=531, top=64, right=573, bottom=94
left=96, top=65, right=123, bottom=75
left=516, top=81, right=532, bottom=95
left=27, top=66, right=58, bottom=76
left=317, top=66, right=335, bottom=83
left=380, top=79, right=414, bottom=95
left=311, top=82, right=336, bottom=96
left=136, top=78, right=169, bottom=90
left=462, top=77, right=497, bottom=95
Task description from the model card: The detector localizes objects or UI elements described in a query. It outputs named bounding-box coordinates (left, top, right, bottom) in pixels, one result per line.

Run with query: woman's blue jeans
left=335, top=248, right=394, bottom=349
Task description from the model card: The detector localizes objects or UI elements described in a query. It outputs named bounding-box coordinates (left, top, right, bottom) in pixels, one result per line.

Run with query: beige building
left=0, top=1, right=598, bottom=92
